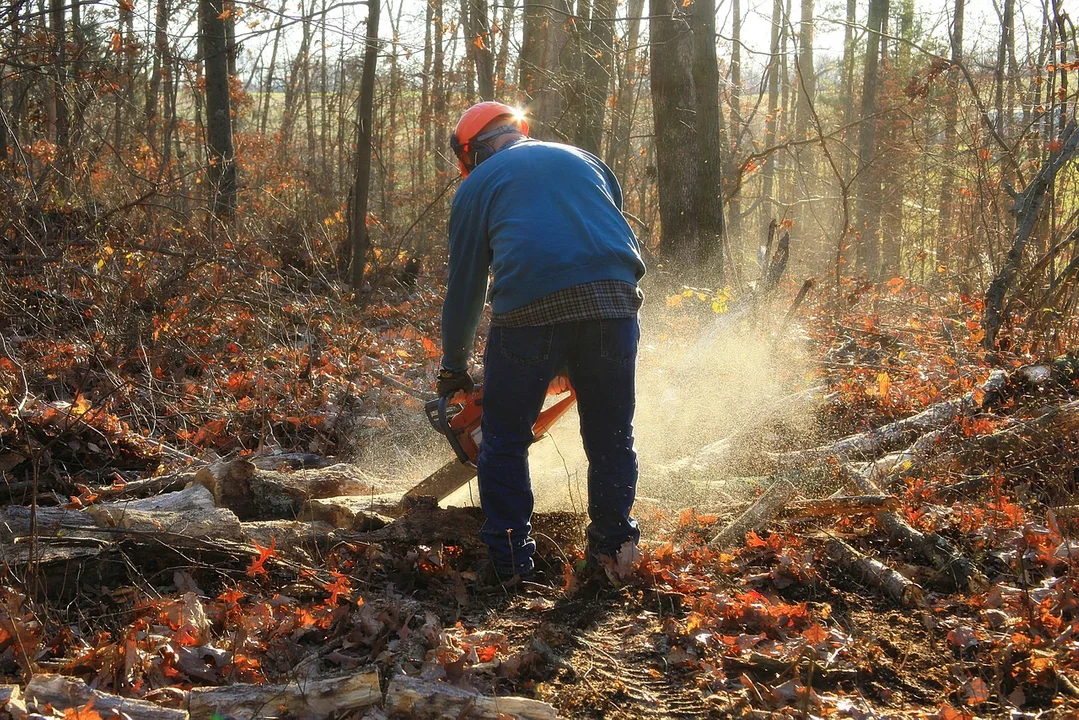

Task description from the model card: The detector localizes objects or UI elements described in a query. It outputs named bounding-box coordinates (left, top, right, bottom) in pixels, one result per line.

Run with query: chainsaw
left=404, top=377, right=576, bottom=503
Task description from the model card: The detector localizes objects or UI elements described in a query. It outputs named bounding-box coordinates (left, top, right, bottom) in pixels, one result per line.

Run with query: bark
left=576, top=0, right=614, bottom=156
left=727, top=0, right=743, bottom=244
left=432, top=0, right=447, bottom=152
left=187, top=670, right=381, bottom=719
left=690, top=0, right=726, bottom=275
left=384, top=675, right=557, bottom=719
left=520, top=0, right=571, bottom=138
left=25, top=675, right=186, bottom=720
left=879, top=0, right=914, bottom=277
left=145, top=0, right=170, bottom=145
left=840, top=0, right=856, bottom=179
left=937, top=0, right=965, bottom=269
left=86, top=506, right=245, bottom=541
left=49, top=0, right=68, bottom=188
left=709, top=478, right=799, bottom=549
left=826, top=539, right=924, bottom=607
left=348, top=0, right=380, bottom=290
left=853, top=0, right=888, bottom=277
left=649, top=0, right=697, bottom=265
left=201, top=0, right=237, bottom=218
left=422, top=0, right=434, bottom=157
left=605, top=0, right=644, bottom=186
left=793, top=0, right=814, bottom=142
left=494, top=0, right=514, bottom=91
left=984, top=121, right=1079, bottom=349
left=761, top=0, right=782, bottom=212
left=466, top=0, right=495, bottom=99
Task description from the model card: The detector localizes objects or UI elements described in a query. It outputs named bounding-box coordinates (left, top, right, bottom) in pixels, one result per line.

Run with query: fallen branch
left=779, top=495, right=899, bottom=520
left=384, top=675, right=557, bottom=720
left=25, top=674, right=186, bottom=720
left=187, top=669, right=381, bottom=719
left=843, top=468, right=988, bottom=593
left=825, top=539, right=923, bottom=607
left=709, top=478, right=799, bottom=549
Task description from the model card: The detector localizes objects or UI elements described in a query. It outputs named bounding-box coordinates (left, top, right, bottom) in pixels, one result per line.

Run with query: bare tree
left=853, top=0, right=888, bottom=277
left=937, top=0, right=965, bottom=269
left=201, top=0, right=237, bottom=218
left=348, top=0, right=380, bottom=290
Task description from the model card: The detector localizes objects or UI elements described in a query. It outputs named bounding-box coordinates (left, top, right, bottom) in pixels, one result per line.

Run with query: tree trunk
left=466, top=0, right=495, bottom=99
left=761, top=0, right=782, bottom=215
left=853, top=0, right=888, bottom=277
left=260, top=0, right=286, bottom=136
left=605, top=0, right=644, bottom=186
left=201, top=0, right=237, bottom=219
left=936, top=0, right=965, bottom=270
left=302, top=12, right=316, bottom=159
left=494, top=0, right=515, bottom=92
left=575, top=0, right=614, bottom=156
left=348, top=0, right=380, bottom=290
left=145, top=0, right=169, bottom=146
left=649, top=0, right=698, bottom=266
left=520, top=0, right=571, bottom=139
left=793, top=0, right=814, bottom=142
left=49, top=0, right=68, bottom=188
left=422, top=0, right=434, bottom=159
left=690, top=0, right=725, bottom=276
left=433, top=0, right=447, bottom=153
left=879, top=0, right=913, bottom=277
left=727, top=0, right=743, bottom=249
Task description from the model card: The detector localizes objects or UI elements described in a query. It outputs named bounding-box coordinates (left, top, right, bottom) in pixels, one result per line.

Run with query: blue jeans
left=478, top=317, right=641, bottom=576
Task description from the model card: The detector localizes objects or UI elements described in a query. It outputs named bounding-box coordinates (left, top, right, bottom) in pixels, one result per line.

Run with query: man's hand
left=437, top=368, right=474, bottom=399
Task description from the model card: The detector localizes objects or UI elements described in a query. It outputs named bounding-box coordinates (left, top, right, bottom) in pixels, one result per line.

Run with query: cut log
left=195, top=458, right=389, bottom=520
left=384, top=675, right=557, bottom=720
left=0, top=685, right=26, bottom=720
left=107, top=484, right=217, bottom=513
left=186, top=669, right=380, bottom=719
left=94, top=470, right=202, bottom=501
left=825, top=539, right=923, bottom=607
left=843, top=467, right=989, bottom=593
left=709, top=478, right=799, bottom=549
left=304, top=496, right=393, bottom=530
left=86, top=505, right=244, bottom=541
left=24, top=673, right=187, bottom=720
left=779, top=495, right=899, bottom=520
left=242, top=519, right=339, bottom=560
left=0, top=506, right=96, bottom=541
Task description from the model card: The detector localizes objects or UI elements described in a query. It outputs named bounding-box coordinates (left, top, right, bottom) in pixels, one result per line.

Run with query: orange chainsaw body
left=426, top=376, right=576, bottom=466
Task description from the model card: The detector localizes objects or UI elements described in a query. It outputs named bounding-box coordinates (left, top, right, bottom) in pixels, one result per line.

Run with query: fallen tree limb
left=187, top=669, right=381, bottom=719
left=384, top=675, right=557, bottom=719
left=25, top=674, right=187, bottom=720
left=709, top=478, right=799, bottom=549
left=825, top=539, right=923, bottom=607
left=773, top=371, right=1007, bottom=471
left=843, top=468, right=989, bottom=593
left=86, top=505, right=245, bottom=541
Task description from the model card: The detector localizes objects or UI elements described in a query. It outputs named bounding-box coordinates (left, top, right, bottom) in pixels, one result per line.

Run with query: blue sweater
left=441, top=139, right=646, bottom=372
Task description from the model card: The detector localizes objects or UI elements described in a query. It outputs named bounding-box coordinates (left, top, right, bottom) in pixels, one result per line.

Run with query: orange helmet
left=450, top=101, right=529, bottom=177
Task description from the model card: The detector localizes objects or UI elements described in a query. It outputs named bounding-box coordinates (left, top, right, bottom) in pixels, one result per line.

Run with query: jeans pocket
left=599, top=318, right=639, bottom=366
left=499, top=325, right=553, bottom=365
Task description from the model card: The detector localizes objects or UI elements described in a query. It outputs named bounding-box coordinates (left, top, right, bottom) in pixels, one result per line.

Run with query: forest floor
left=2, top=260, right=1079, bottom=719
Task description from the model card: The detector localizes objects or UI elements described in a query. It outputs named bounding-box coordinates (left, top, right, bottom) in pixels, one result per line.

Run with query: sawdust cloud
left=354, top=300, right=819, bottom=515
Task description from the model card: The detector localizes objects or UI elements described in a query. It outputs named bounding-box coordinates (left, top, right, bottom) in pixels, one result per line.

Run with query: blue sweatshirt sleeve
left=440, top=184, right=491, bottom=372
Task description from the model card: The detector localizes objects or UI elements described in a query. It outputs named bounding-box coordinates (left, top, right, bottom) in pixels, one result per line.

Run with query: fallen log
left=825, top=539, right=923, bottom=607
left=186, top=669, right=381, bottom=719
left=773, top=370, right=1007, bottom=471
left=304, top=495, right=394, bottom=530
left=94, top=469, right=202, bottom=502
left=709, top=478, right=799, bottom=549
left=384, top=675, right=557, bottom=720
left=843, top=468, right=988, bottom=593
left=106, top=483, right=217, bottom=513
left=86, top=505, right=245, bottom=541
left=195, top=458, right=389, bottom=520
left=24, top=673, right=187, bottom=720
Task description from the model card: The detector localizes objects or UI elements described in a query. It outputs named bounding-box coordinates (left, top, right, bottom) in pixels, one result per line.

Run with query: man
left=437, top=101, right=646, bottom=583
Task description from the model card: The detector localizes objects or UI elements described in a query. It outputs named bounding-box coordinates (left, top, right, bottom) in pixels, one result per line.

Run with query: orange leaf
left=246, top=537, right=276, bottom=578
left=877, top=372, right=892, bottom=399
left=63, top=700, right=104, bottom=720
left=745, top=531, right=768, bottom=548
left=802, top=623, right=828, bottom=644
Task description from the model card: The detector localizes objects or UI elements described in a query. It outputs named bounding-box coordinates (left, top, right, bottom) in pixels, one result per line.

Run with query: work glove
left=437, top=368, right=474, bottom=399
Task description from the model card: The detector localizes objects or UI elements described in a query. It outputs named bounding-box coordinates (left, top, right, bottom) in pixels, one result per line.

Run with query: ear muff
left=451, top=121, right=521, bottom=176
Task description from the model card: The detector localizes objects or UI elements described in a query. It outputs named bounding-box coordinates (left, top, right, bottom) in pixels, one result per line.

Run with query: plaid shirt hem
left=491, top=280, right=643, bottom=327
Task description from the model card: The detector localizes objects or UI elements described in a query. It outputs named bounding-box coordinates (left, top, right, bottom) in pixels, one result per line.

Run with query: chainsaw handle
left=425, top=395, right=473, bottom=465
